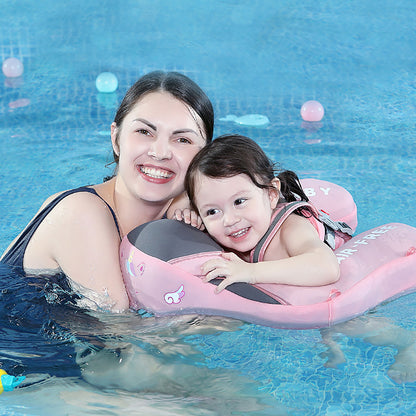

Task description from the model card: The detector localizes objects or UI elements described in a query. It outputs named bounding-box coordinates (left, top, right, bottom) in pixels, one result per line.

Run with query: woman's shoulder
left=31, top=184, right=116, bottom=234
left=39, top=186, right=95, bottom=207
left=38, top=185, right=120, bottom=257
left=19, top=184, right=119, bottom=272
left=49, top=185, right=114, bottom=221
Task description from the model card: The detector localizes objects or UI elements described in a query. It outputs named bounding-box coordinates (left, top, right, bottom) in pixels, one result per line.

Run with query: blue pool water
left=1, top=0, right=416, bottom=414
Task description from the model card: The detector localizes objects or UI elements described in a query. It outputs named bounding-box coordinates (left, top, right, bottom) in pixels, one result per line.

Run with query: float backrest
left=300, top=178, right=357, bottom=232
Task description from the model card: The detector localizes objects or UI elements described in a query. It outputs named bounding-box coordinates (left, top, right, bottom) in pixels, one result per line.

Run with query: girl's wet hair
left=185, top=134, right=312, bottom=215
left=106, top=71, right=214, bottom=178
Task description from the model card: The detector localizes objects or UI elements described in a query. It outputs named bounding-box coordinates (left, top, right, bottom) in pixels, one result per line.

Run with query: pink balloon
left=2, top=57, right=24, bottom=78
left=300, top=100, right=324, bottom=122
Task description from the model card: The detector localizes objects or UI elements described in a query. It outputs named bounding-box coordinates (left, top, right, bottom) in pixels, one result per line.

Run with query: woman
left=1, top=71, right=214, bottom=312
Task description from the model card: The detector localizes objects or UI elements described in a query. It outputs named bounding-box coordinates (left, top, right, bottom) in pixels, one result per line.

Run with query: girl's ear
left=268, top=178, right=280, bottom=209
left=111, top=122, right=120, bottom=157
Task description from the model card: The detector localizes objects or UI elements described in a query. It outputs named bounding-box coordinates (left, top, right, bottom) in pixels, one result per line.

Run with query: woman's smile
left=138, top=164, right=175, bottom=184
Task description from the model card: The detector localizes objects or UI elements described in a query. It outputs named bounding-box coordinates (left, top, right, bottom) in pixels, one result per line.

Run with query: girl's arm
left=201, top=214, right=340, bottom=293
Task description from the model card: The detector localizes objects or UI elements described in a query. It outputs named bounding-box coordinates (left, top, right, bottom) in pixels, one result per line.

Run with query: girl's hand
left=171, top=208, right=205, bottom=230
left=201, top=252, right=255, bottom=293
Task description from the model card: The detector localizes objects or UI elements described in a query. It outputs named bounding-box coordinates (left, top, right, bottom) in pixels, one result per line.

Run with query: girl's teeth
left=231, top=228, right=249, bottom=238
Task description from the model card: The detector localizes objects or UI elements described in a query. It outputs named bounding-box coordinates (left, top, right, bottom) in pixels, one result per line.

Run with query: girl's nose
left=148, top=138, right=172, bottom=160
left=223, top=211, right=239, bottom=227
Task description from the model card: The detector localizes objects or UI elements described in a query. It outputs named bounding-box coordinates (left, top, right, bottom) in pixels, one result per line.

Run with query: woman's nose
left=148, top=138, right=172, bottom=160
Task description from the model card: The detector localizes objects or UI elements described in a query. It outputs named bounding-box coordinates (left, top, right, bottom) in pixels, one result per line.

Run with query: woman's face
left=111, top=91, right=206, bottom=205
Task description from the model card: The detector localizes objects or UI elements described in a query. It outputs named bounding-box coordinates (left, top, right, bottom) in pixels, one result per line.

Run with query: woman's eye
left=176, top=137, right=192, bottom=144
left=136, top=128, right=151, bottom=136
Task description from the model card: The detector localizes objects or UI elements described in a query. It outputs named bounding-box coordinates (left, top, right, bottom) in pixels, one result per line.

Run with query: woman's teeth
left=140, top=166, right=173, bottom=179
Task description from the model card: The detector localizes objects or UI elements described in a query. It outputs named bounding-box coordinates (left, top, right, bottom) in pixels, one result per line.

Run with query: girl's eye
left=234, top=198, right=247, bottom=206
left=206, top=208, right=219, bottom=216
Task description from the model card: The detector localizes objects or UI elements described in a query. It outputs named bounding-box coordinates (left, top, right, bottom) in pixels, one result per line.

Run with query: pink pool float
left=120, top=179, right=416, bottom=329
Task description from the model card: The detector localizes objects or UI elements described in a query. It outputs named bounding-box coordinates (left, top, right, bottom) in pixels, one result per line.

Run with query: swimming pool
left=1, top=0, right=416, bottom=414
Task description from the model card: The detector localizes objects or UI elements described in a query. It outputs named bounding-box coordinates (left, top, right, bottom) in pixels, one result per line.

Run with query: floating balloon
left=2, top=57, right=24, bottom=78
left=95, top=72, right=118, bottom=93
left=300, top=100, right=324, bottom=122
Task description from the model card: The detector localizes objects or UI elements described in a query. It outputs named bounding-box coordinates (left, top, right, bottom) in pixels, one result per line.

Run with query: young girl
left=181, top=134, right=416, bottom=384
left=184, top=134, right=348, bottom=293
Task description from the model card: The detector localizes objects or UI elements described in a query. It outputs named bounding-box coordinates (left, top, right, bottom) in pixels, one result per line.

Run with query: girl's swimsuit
left=250, top=201, right=353, bottom=263
left=1, top=186, right=120, bottom=270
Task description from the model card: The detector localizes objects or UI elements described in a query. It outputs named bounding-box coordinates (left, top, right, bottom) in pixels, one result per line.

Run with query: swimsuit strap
left=1, top=186, right=121, bottom=269
left=251, top=200, right=355, bottom=261
left=251, top=201, right=313, bottom=263
left=40, top=187, right=121, bottom=238
left=81, top=187, right=121, bottom=238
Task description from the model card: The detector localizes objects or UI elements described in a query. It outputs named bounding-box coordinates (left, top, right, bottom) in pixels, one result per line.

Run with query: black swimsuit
left=1, top=186, right=120, bottom=270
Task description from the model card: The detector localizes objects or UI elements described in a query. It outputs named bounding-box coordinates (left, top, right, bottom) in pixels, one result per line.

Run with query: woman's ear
left=111, top=122, right=120, bottom=157
left=268, top=178, right=281, bottom=209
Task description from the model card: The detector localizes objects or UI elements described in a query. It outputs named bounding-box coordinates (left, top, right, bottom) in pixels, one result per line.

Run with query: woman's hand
left=171, top=208, right=205, bottom=230
left=201, top=252, right=255, bottom=293
left=167, top=192, right=204, bottom=229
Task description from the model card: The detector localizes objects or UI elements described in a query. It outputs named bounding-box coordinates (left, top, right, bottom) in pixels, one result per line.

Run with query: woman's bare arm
left=24, top=192, right=130, bottom=312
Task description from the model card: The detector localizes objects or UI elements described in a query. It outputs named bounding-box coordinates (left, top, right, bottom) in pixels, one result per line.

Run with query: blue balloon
left=95, top=72, right=118, bottom=93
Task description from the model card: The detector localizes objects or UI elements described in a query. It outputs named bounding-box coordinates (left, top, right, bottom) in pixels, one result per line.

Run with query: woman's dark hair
left=185, top=134, right=313, bottom=217
left=109, top=70, right=214, bottom=167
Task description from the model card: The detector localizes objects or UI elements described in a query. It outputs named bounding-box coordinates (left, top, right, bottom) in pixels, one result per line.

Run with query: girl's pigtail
left=277, top=170, right=315, bottom=218
left=277, top=170, right=309, bottom=202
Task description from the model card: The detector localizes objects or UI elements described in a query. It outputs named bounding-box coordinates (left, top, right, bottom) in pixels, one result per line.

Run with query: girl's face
left=112, top=91, right=206, bottom=204
left=194, top=173, right=279, bottom=253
